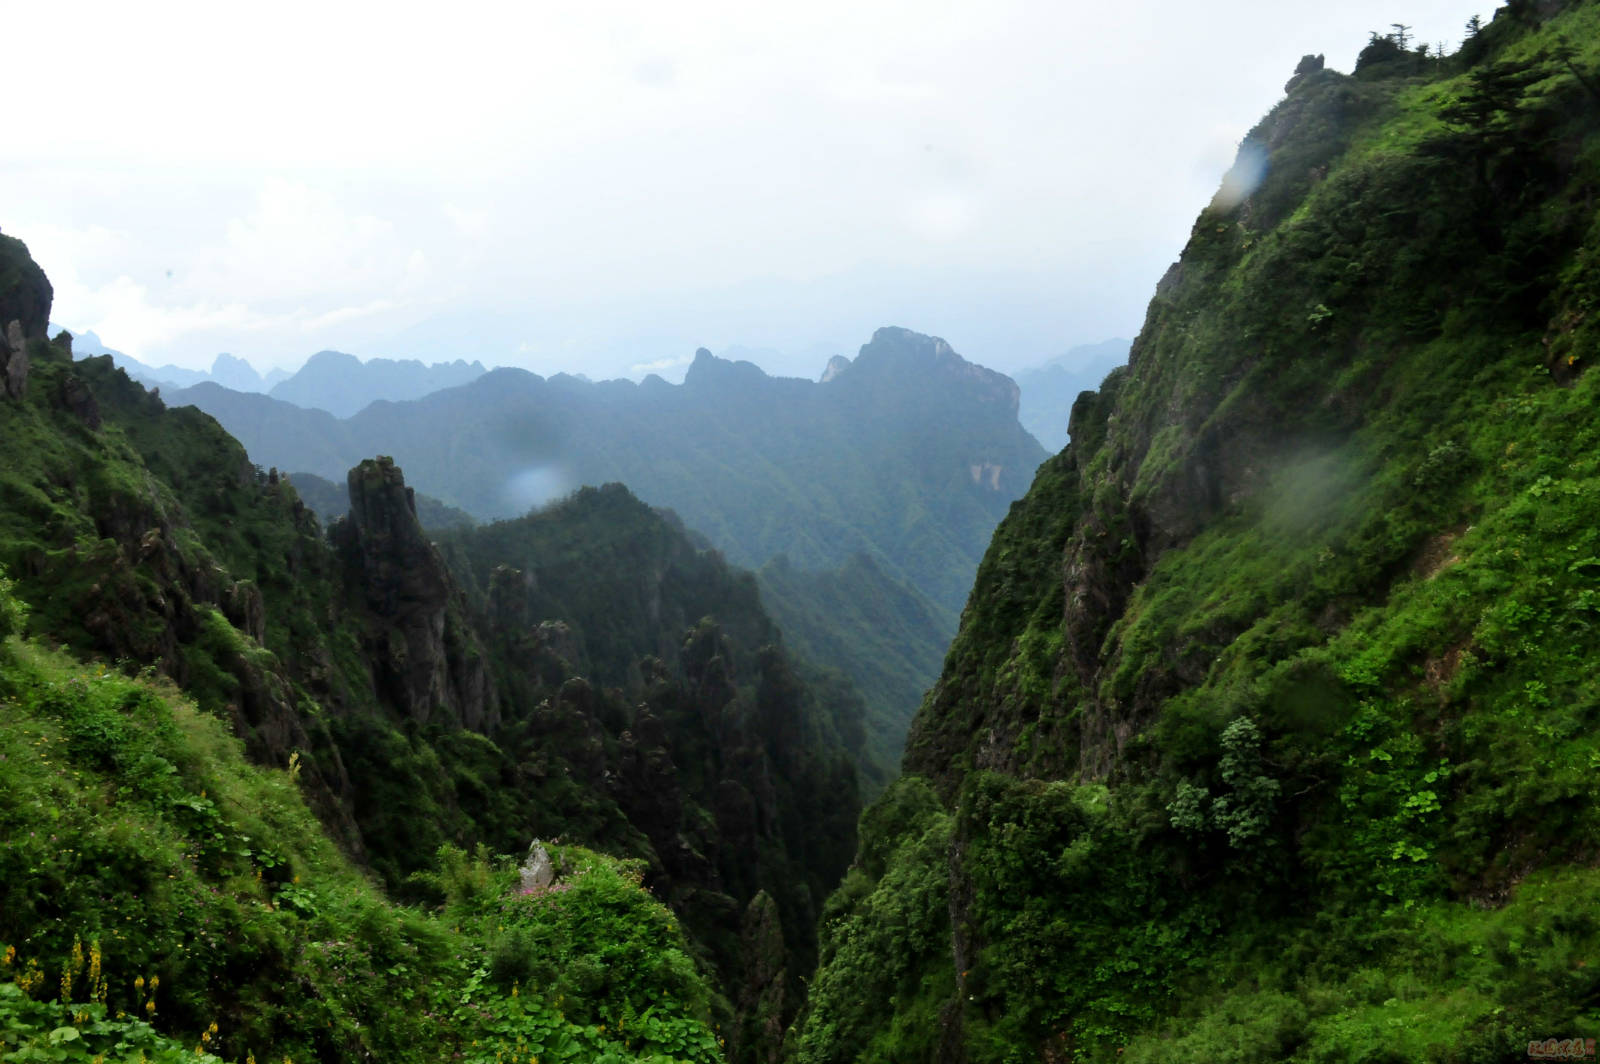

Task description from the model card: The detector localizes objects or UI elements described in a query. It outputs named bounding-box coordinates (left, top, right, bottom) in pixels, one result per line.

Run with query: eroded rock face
left=0, top=231, right=53, bottom=342
left=55, top=372, right=101, bottom=429
left=733, top=891, right=787, bottom=1064
left=333, top=456, right=499, bottom=731
left=1, top=320, right=29, bottom=399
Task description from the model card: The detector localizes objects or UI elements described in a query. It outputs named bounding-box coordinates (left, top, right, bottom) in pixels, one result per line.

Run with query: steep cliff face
left=806, top=4, right=1600, bottom=1062
left=0, top=319, right=365, bottom=849
left=331, top=456, right=497, bottom=731
left=908, top=4, right=1600, bottom=793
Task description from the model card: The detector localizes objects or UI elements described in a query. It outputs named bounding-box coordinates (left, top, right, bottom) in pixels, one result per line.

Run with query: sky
left=4, top=0, right=1488, bottom=381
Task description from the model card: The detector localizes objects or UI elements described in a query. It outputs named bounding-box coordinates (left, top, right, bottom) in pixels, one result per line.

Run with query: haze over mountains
left=73, top=326, right=1125, bottom=448
left=1012, top=338, right=1132, bottom=449
left=52, top=314, right=1067, bottom=767
left=169, top=327, right=1045, bottom=614
left=63, top=328, right=491, bottom=416
left=156, top=327, right=1047, bottom=766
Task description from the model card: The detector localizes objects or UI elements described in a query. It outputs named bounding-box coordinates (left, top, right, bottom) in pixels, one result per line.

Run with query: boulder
left=519, top=840, right=555, bottom=894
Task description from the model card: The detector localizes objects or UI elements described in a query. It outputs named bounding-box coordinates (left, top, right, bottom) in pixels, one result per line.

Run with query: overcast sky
left=4, top=0, right=1487, bottom=380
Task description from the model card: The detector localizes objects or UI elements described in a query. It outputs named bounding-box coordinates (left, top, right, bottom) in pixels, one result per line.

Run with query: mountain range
left=7, top=4, right=1596, bottom=1061
left=165, top=332, right=1045, bottom=611
left=154, top=329, right=1047, bottom=765
left=58, top=327, right=488, bottom=415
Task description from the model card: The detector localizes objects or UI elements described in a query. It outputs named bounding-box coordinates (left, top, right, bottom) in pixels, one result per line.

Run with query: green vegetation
left=166, top=332, right=1045, bottom=764
left=434, top=484, right=862, bottom=1000
left=1, top=238, right=861, bottom=1058
left=793, top=777, right=953, bottom=1064
left=804, top=3, right=1600, bottom=1061
left=756, top=553, right=954, bottom=790
left=0, top=582, right=723, bottom=1063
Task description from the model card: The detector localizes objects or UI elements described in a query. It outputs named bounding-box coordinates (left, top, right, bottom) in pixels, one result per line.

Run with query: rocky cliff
left=331, top=456, right=497, bottom=731
left=801, top=5, right=1600, bottom=1061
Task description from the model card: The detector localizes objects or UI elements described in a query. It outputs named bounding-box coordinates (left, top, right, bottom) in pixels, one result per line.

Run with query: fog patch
left=1210, top=140, right=1268, bottom=211
left=1262, top=450, right=1360, bottom=537
left=503, top=464, right=571, bottom=514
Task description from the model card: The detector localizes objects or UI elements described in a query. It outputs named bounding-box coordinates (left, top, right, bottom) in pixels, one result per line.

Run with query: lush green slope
left=0, top=241, right=863, bottom=1061
left=432, top=483, right=863, bottom=995
left=755, top=553, right=954, bottom=789
left=801, top=4, right=1600, bottom=1062
left=0, top=592, right=725, bottom=1064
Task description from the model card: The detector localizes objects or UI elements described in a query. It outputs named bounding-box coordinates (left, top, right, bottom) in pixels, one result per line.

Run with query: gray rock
left=1, top=320, right=28, bottom=399
left=519, top=840, right=554, bottom=893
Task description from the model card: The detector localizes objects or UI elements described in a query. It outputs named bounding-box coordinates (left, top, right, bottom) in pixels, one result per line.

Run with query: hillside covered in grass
left=798, top=3, right=1600, bottom=1061
left=0, top=229, right=865, bottom=1060
left=0, top=587, right=726, bottom=1064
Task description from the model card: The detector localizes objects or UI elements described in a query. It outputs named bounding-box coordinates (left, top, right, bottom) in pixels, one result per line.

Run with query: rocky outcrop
left=332, top=456, right=499, bottom=731
left=519, top=840, right=555, bottom=894
left=1, top=320, right=29, bottom=399
left=54, top=372, right=101, bottom=429
left=0, top=231, right=53, bottom=342
left=847, top=326, right=1024, bottom=419
left=733, top=891, right=787, bottom=1064
left=1286, top=52, right=1325, bottom=92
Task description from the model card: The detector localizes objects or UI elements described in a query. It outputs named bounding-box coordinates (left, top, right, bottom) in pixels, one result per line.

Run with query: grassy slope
left=1, top=312, right=856, bottom=1060
left=0, top=588, right=725, bottom=1064
left=801, top=4, right=1600, bottom=1062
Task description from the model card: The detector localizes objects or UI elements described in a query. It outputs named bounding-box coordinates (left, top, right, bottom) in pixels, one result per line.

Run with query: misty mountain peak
left=210, top=352, right=264, bottom=392
left=301, top=349, right=365, bottom=372
left=683, top=347, right=770, bottom=389
left=269, top=349, right=491, bottom=417
left=820, top=355, right=852, bottom=383
left=851, top=326, right=1021, bottom=416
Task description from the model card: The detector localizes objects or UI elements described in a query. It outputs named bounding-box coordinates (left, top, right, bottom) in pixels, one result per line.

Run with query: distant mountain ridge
left=169, top=326, right=1047, bottom=761
left=51, top=325, right=290, bottom=392
left=170, top=326, right=1044, bottom=614
left=1012, top=337, right=1131, bottom=450
left=267, top=349, right=487, bottom=416
left=51, top=325, right=486, bottom=414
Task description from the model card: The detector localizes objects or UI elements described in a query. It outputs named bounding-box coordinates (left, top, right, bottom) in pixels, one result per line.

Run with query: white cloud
left=298, top=299, right=400, bottom=332
left=906, top=192, right=976, bottom=242
left=444, top=204, right=490, bottom=238
left=6, top=0, right=1491, bottom=374
left=629, top=354, right=696, bottom=376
